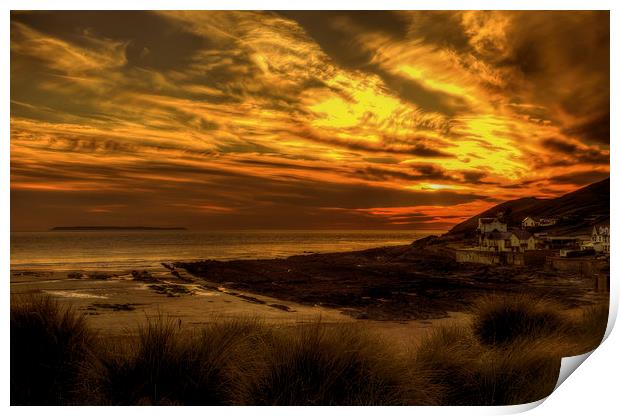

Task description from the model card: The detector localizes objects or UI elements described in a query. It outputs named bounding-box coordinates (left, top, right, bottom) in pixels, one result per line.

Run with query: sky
left=10, top=11, right=610, bottom=231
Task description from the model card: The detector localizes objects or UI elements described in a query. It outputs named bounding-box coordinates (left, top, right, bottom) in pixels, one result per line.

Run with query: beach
left=11, top=266, right=474, bottom=350
left=10, top=239, right=605, bottom=347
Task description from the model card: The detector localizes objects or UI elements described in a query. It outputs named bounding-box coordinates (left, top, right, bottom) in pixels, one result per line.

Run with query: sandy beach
left=11, top=240, right=607, bottom=347
left=10, top=264, right=472, bottom=347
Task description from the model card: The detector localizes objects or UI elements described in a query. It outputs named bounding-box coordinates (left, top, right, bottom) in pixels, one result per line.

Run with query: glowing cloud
left=10, top=11, right=609, bottom=230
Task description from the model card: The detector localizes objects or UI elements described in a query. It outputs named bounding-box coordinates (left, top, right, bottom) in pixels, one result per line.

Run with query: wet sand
left=10, top=266, right=470, bottom=346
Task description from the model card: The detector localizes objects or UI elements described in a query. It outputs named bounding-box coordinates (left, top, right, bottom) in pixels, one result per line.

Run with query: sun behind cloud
left=10, top=11, right=609, bottom=230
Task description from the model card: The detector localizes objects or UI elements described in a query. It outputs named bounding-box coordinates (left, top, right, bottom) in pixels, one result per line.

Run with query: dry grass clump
left=561, top=302, right=609, bottom=356
left=414, top=325, right=562, bottom=405
left=82, top=318, right=432, bottom=405
left=11, top=293, right=610, bottom=406
left=81, top=315, right=266, bottom=405
left=470, top=294, right=567, bottom=346
left=11, top=294, right=94, bottom=405
left=474, top=340, right=562, bottom=405
left=414, top=325, right=482, bottom=404
left=577, top=302, right=608, bottom=348
left=240, top=322, right=433, bottom=405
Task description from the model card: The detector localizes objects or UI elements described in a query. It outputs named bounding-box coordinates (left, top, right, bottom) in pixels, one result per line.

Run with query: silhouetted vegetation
left=81, top=317, right=263, bottom=404
left=471, top=294, right=566, bottom=345
left=414, top=325, right=562, bottom=405
left=11, top=295, right=94, bottom=405
left=568, top=302, right=609, bottom=354
left=240, top=323, right=427, bottom=405
left=11, top=294, right=608, bottom=405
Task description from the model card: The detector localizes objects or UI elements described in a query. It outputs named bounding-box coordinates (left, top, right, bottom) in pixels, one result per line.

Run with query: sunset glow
left=10, top=11, right=609, bottom=230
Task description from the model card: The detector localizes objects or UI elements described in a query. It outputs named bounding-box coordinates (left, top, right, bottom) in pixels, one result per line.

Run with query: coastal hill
left=447, top=178, right=609, bottom=237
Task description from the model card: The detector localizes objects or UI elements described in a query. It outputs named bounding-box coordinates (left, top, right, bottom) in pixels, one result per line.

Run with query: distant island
left=50, top=226, right=187, bottom=231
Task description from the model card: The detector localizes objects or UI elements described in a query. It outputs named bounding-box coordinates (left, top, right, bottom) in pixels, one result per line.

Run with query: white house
left=478, top=218, right=507, bottom=233
left=481, top=231, right=512, bottom=252
left=522, top=216, right=537, bottom=228
left=510, top=230, right=536, bottom=252
left=591, top=225, right=610, bottom=253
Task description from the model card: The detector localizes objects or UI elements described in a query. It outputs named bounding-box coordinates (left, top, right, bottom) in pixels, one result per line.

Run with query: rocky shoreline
left=175, top=244, right=604, bottom=321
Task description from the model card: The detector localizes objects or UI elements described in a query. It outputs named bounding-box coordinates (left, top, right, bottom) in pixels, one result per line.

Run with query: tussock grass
left=564, top=302, right=609, bottom=355
left=414, top=326, right=562, bottom=405
left=10, top=294, right=94, bottom=405
left=11, top=294, right=609, bottom=406
left=414, top=325, right=482, bottom=405
left=474, top=340, right=562, bottom=405
left=470, top=294, right=566, bottom=346
left=82, top=315, right=266, bottom=405
left=241, top=322, right=432, bottom=405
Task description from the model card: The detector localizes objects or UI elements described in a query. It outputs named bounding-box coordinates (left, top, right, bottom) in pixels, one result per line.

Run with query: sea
left=10, top=229, right=441, bottom=271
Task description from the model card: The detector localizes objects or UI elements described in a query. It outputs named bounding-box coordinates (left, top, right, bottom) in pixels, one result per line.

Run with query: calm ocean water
left=10, top=230, right=439, bottom=271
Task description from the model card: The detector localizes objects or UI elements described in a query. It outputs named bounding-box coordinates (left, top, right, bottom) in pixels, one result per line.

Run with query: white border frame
left=3, top=3, right=617, bottom=415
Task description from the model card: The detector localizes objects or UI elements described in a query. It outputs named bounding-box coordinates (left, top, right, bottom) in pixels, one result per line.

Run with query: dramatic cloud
left=10, top=11, right=609, bottom=230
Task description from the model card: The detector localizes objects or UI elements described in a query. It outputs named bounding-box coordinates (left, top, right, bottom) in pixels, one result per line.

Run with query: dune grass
left=414, top=325, right=563, bottom=405
left=79, top=316, right=267, bottom=405
left=568, top=302, right=609, bottom=354
left=239, top=322, right=434, bottom=405
left=413, top=325, right=482, bottom=405
left=469, top=293, right=609, bottom=356
left=10, top=294, right=94, bottom=405
left=470, top=294, right=567, bottom=346
left=11, top=294, right=609, bottom=406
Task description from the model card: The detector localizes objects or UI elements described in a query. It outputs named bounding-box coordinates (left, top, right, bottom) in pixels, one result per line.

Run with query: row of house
left=479, top=230, right=536, bottom=253
left=543, top=226, right=609, bottom=256
left=476, top=217, right=610, bottom=255
left=457, top=217, right=609, bottom=269
left=477, top=218, right=536, bottom=253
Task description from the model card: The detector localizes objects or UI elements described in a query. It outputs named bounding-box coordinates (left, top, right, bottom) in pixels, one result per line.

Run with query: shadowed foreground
left=11, top=294, right=607, bottom=406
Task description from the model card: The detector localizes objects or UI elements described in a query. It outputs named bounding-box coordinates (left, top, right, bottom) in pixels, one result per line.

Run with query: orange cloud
left=10, top=11, right=609, bottom=231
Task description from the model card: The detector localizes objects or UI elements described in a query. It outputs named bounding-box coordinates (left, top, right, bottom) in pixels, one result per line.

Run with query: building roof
left=511, top=230, right=533, bottom=240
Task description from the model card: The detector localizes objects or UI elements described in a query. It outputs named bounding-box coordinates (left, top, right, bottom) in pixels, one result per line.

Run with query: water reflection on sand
left=43, top=290, right=108, bottom=299
left=10, top=265, right=469, bottom=348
